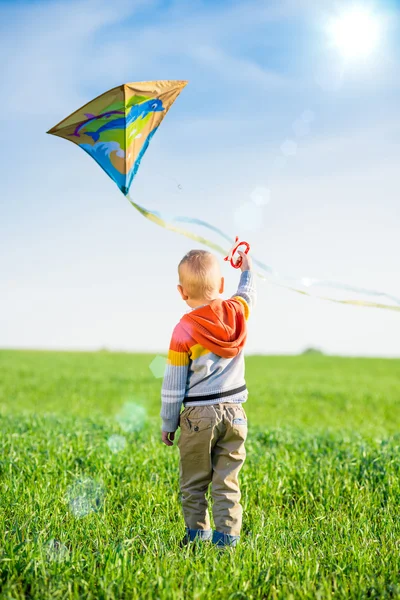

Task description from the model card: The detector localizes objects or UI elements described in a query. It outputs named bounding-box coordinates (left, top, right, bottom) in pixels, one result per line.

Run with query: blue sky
left=1, top=0, right=399, bottom=356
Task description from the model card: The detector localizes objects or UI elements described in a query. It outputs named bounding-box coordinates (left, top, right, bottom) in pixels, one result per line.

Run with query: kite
left=47, top=80, right=187, bottom=195
left=48, top=80, right=400, bottom=312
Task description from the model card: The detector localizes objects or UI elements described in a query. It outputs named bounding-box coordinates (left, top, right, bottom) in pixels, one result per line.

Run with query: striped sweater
left=160, top=270, right=256, bottom=432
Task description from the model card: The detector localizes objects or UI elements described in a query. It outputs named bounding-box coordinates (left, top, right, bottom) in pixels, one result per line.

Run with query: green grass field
left=0, top=350, right=399, bottom=600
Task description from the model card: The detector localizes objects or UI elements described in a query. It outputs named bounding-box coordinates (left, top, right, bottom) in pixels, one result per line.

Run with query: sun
left=328, top=6, right=382, bottom=60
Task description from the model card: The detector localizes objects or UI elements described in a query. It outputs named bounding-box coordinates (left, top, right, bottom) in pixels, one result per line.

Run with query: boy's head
left=177, top=249, right=224, bottom=308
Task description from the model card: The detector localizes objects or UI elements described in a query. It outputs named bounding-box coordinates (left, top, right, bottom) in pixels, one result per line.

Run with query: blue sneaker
left=212, top=530, right=240, bottom=548
left=179, top=528, right=212, bottom=548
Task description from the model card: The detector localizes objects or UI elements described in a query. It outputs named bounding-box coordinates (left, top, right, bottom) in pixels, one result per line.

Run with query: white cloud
left=0, top=0, right=153, bottom=117
left=190, top=45, right=289, bottom=89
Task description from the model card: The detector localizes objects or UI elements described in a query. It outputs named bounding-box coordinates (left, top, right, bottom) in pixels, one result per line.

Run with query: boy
left=160, top=249, right=256, bottom=548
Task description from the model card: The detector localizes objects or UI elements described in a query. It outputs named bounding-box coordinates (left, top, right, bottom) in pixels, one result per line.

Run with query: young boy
left=160, top=249, right=256, bottom=548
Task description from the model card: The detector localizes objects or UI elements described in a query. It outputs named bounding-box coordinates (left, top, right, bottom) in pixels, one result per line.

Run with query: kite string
left=161, top=210, right=400, bottom=304
left=126, top=195, right=400, bottom=313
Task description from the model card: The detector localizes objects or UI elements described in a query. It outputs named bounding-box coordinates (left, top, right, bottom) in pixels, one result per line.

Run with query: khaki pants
left=177, top=402, right=247, bottom=539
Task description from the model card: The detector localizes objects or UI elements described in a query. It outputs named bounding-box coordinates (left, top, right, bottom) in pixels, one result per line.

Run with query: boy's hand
left=238, top=250, right=252, bottom=272
left=162, top=431, right=175, bottom=446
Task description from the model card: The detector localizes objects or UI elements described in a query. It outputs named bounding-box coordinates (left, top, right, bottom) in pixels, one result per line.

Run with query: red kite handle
left=224, top=237, right=251, bottom=269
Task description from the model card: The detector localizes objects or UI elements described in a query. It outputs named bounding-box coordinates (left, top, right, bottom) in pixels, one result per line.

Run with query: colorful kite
left=48, top=80, right=399, bottom=312
left=47, top=80, right=187, bottom=195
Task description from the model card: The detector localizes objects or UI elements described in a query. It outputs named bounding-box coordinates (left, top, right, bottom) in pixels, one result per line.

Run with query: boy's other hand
left=238, top=250, right=252, bottom=272
left=162, top=431, right=175, bottom=446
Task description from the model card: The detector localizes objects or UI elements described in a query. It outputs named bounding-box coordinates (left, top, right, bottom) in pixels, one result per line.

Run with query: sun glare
left=328, top=7, right=382, bottom=60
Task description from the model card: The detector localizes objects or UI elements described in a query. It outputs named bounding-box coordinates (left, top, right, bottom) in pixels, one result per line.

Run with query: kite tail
left=126, top=195, right=400, bottom=313
left=127, top=197, right=228, bottom=255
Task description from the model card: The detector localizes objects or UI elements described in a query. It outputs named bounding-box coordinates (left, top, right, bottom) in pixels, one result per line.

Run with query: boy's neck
left=190, top=297, right=218, bottom=309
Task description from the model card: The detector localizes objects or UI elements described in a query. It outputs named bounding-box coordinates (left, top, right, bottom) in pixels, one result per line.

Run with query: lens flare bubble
left=45, top=539, right=70, bottom=562
left=250, top=186, right=271, bottom=206
left=66, top=477, right=105, bottom=519
left=149, top=355, right=167, bottom=379
left=107, top=434, right=127, bottom=453
left=281, top=140, right=297, bottom=157
left=116, top=401, right=147, bottom=433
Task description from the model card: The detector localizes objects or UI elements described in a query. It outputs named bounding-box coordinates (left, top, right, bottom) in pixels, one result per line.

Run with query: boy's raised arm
left=231, top=251, right=256, bottom=318
left=160, top=324, right=190, bottom=433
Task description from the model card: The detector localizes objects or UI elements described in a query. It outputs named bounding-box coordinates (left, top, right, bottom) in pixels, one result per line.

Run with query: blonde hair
left=178, top=250, right=221, bottom=300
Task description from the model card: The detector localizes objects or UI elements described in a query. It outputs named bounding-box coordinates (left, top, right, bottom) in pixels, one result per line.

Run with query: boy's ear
left=177, top=284, right=189, bottom=301
left=219, top=277, right=225, bottom=294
